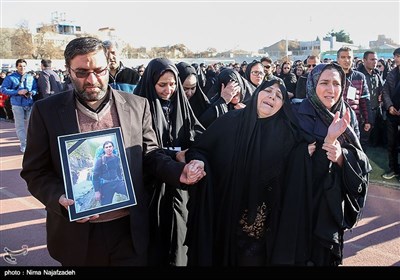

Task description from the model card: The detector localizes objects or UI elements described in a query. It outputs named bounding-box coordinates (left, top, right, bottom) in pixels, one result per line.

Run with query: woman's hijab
left=244, top=61, right=263, bottom=88
left=206, top=68, right=255, bottom=103
left=175, top=62, right=210, bottom=120
left=306, top=62, right=361, bottom=149
left=134, top=58, right=204, bottom=148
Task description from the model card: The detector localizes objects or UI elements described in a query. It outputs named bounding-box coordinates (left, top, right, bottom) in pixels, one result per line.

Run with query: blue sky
left=1, top=0, right=399, bottom=52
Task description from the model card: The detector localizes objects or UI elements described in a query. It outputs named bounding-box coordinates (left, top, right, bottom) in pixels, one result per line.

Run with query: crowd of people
left=1, top=36, right=399, bottom=266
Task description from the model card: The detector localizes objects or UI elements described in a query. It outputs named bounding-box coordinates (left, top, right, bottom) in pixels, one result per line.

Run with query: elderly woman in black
left=134, top=58, right=204, bottom=266
left=184, top=79, right=307, bottom=266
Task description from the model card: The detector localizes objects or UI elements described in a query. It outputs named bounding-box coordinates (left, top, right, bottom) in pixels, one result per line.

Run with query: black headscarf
left=205, top=68, right=255, bottom=103
left=134, top=58, right=204, bottom=149
left=244, top=61, right=263, bottom=87
left=175, top=62, right=210, bottom=121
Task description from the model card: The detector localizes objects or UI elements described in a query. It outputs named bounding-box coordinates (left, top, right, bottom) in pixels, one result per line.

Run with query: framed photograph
left=58, top=127, right=136, bottom=221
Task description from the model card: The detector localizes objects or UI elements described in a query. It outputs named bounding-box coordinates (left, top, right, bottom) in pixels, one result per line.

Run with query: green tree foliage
left=327, top=29, right=354, bottom=44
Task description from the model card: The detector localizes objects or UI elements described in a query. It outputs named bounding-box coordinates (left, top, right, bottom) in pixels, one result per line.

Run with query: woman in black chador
left=185, top=79, right=306, bottom=266
left=134, top=58, right=204, bottom=266
left=175, top=61, right=210, bottom=125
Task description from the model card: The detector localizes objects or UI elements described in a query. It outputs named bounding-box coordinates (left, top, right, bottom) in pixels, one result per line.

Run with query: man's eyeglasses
left=251, top=71, right=265, bottom=76
left=263, top=65, right=271, bottom=69
left=307, top=64, right=317, bottom=68
left=69, top=67, right=109, bottom=79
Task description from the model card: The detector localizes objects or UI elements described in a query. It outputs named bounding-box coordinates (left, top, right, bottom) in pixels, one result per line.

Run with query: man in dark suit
left=20, top=37, right=205, bottom=266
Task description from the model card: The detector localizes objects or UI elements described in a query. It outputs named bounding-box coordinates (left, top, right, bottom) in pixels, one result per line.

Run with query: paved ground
left=0, top=119, right=399, bottom=267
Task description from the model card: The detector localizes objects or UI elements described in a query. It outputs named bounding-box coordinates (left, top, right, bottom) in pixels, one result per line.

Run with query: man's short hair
left=64, top=37, right=105, bottom=68
left=15, top=59, right=27, bottom=67
left=337, top=46, right=353, bottom=57
left=393, top=47, right=400, bottom=56
left=103, top=40, right=119, bottom=50
left=41, top=59, right=52, bottom=68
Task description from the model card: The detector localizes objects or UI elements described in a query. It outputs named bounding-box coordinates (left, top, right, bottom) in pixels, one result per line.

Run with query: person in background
left=1, top=59, right=37, bottom=153
left=0, top=71, right=14, bottom=121
left=337, top=46, right=372, bottom=151
left=137, top=64, right=145, bottom=81
left=244, top=61, right=265, bottom=88
left=201, top=68, right=254, bottom=128
left=37, top=59, right=63, bottom=100
left=381, top=47, right=400, bottom=182
left=103, top=40, right=140, bottom=93
left=176, top=61, right=210, bottom=123
left=358, top=51, right=385, bottom=147
left=0, top=71, right=9, bottom=120
left=260, top=57, right=281, bottom=82
left=197, top=63, right=207, bottom=92
left=278, top=61, right=297, bottom=99
left=377, top=59, right=389, bottom=82
left=20, top=37, right=205, bottom=266
left=239, top=61, right=247, bottom=77
left=295, top=55, right=321, bottom=100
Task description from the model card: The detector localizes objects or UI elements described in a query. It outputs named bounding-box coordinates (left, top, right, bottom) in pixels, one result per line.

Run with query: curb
left=370, top=179, right=400, bottom=190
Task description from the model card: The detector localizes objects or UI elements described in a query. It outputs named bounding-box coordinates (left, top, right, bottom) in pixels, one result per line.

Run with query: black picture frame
left=58, top=127, right=136, bottom=221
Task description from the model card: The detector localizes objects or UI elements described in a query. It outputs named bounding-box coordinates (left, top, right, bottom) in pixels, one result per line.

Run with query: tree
left=33, top=25, right=64, bottom=59
left=327, top=29, right=353, bottom=44
left=0, top=29, right=13, bottom=58
left=11, top=22, right=35, bottom=58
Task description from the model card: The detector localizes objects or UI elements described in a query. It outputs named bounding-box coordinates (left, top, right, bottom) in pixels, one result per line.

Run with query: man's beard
left=71, top=80, right=108, bottom=102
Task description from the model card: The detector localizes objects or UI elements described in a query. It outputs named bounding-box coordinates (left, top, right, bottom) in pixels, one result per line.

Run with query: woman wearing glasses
left=377, top=59, right=389, bottom=82
left=278, top=61, right=297, bottom=99
left=244, top=61, right=265, bottom=88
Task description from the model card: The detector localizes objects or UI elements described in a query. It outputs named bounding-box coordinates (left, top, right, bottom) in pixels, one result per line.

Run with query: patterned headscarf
left=306, top=62, right=361, bottom=149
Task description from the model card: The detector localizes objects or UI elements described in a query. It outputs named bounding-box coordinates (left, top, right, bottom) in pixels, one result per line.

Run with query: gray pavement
left=0, top=119, right=399, bottom=267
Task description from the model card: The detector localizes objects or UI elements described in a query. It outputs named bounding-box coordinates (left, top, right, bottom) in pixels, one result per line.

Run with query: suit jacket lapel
left=57, top=90, right=80, bottom=134
left=112, top=89, right=132, bottom=146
